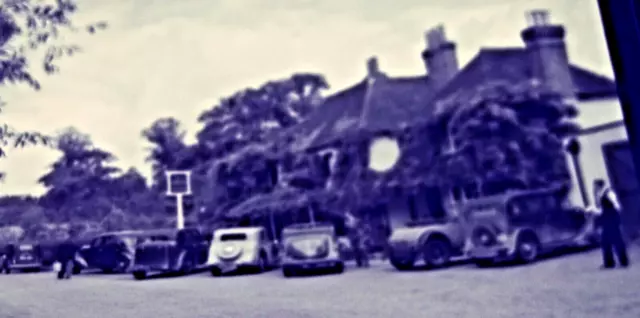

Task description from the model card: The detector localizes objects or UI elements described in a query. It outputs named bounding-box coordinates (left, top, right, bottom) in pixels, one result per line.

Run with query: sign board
left=165, top=170, right=192, bottom=196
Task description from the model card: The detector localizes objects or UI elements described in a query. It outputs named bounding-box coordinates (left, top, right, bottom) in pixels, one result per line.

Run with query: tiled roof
left=286, top=74, right=437, bottom=152
left=285, top=48, right=617, bottom=153
left=435, top=48, right=618, bottom=101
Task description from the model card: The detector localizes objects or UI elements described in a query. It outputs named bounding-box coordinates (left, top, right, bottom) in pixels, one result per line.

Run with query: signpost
left=165, top=170, right=192, bottom=229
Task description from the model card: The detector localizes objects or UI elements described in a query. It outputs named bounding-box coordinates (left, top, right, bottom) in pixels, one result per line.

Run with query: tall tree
left=141, top=117, right=189, bottom=190
left=194, top=73, right=329, bottom=223
left=196, top=73, right=328, bottom=160
left=39, top=127, right=120, bottom=221
left=0, top=0, right=107, bottom=176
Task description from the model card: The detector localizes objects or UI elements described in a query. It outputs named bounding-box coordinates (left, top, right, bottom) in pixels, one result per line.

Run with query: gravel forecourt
left=1, top=247, right=639, bottom=318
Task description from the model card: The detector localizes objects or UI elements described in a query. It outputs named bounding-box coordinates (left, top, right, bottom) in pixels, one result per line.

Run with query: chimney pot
left=422, top=24, right=458, bottom=90
left=526, top=9, right=550, bottom=27
left=367, top=56, right=379, bottom=76
left=426, top=24, right=446, bottom=49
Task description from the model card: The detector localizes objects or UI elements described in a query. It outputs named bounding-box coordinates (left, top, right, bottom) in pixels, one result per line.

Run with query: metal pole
left=308, top=204, right=316, bottom=224
left=269, top=210, right=277, bottom=240
left=176, top=194, right=185, bottom=229
left=570, top=154, right=590, bottom=207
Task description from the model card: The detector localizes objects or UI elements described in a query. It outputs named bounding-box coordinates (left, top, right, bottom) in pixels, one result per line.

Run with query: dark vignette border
left=597, top=0, right=640, bottom=186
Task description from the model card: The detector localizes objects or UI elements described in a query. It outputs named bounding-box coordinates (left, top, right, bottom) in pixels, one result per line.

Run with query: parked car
left=465, top=185, right=600, bottom=267
left=131, top=228, right=210, bottom=280
left=75, top=230, right=169, bottom=274
left=1, top=242, right=44, bottom=274
left=280, top=223, right=344, bottom=277
left=386, top=213, right=467, bottom=271
left=209, top=226, right=279, bottom=276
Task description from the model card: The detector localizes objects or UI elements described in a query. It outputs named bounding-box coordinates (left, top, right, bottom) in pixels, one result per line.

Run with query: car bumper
left=470, top=246, right=512, bottom=261
left=132, top=263, right=172, bottom=273
left=211, top=260, right=258, bottom=273
left=10, top=263, right=42, bottom=269
left=282, top=259, right=342, bottom=270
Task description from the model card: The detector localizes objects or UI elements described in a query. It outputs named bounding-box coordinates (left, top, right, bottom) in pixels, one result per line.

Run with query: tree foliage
left=141, top=117, right=189, bottom=189
left=38, top=127, right=120, bottom=221
left=0, top=0, right=107, bottom=177
left=425, top=81, right=579, bottom=196
left=196, top=73, right=328, bottom=159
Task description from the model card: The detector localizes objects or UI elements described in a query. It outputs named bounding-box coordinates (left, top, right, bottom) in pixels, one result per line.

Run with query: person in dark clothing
left=345, top=212, right=370, bottom=268
left=56, top=234, right=79, bottom=280
left=594, top=179, right=630, bottom=269
left=1, top=243, right=16, bottom=274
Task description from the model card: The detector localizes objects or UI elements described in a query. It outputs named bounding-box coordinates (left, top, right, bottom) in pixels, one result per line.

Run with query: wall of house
left=566, top=121, right=628, bottom=208
left=575, top=98, right=625, bottom=128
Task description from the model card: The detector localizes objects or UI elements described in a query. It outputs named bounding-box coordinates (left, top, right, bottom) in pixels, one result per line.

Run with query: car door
left=86, top=237, right=105, bottom=268
left=190, top=230, right=208, bottom=265
left=101, top=236, right=123, bottom=269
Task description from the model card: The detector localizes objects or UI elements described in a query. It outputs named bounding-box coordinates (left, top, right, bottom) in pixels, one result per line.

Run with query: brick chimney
left=521, top=10, right=575, bottom=98
left=366, top=56, right=381, bottom=79
left=422, top=25, right=459, bottom=91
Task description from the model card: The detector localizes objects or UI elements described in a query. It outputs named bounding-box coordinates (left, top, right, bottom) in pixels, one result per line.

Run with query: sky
left=0, top=0, right=615, bottom=196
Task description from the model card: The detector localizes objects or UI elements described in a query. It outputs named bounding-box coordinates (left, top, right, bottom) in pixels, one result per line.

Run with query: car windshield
left=286, top=232, right=331, bottom=243
left=220, top=233, right=248, bottom=242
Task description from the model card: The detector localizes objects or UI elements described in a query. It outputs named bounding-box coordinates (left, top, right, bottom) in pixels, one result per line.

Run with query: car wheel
left=516, top=234, right=540, bottom=264
left=423, top=238, right=452, bottom=269
left=334, top=262, right=345, bottom=274
left=210, top=267, right=222, bottom=277
left=390, top=258, right=414, bottom=271
left=180, top=260, right=195, bottom=275
left=282, top=266, right=296, bottom=278
left=473, top=258, right=494, bottom=268
left=256, top=254, right=267, bottom=273
left=72, top=265, right=82, bottom=275
left=132, top=270, right=147, bottom=280
left=116, top=259, right=130, bottom=273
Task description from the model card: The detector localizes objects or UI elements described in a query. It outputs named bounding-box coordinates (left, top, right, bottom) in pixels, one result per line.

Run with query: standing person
left=56, top=231, right=79, bottom=280
left=345, top=212, right=369, bottom=268
left=1, top=243, right=15, bottom=274
left=593, top=179, right=630, bottom=269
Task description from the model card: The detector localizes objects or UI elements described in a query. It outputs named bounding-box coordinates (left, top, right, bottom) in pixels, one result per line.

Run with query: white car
left=208, top=227, right=279, bottom=276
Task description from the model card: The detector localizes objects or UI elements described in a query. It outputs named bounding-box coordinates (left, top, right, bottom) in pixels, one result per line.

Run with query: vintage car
left=465, top=186, right=600, bottom=267
left=280, top=223, right=345, bottom=277
left=75, top=229, right=174, bottom=274
left=131, top=227, right=210, bottom=280
left=1, top=242, right=44, bottom=273
left=208, top=226, right=279, bottom=276
left=386, top=215, right=467, bottom=271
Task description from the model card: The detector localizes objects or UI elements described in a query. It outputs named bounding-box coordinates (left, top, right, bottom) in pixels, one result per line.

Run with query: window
left=266, top=159, right=279, bottom=187
left=220, top=233, right=248, bottom=242
left=424, top=187, right=446, bottom=219
left=408, top=195, right=418, bottom=221
left=90, top=238, right=103, bottom=248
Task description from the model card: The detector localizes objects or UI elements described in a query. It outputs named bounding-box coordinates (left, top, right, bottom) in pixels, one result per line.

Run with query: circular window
left=368, top=137, right=401, bottom=173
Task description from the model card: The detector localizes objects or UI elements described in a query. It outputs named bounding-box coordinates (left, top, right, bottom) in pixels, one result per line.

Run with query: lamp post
left=565, top=138, right=589, bottom=207
left=165, top=170, right=192, bottom=229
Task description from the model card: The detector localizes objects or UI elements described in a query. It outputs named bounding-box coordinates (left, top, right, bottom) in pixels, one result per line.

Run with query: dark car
left=76, top=230, right=170, bottom=274
left=131, top=228, right=211, bottom=280
left=1, top=242, right=44, bottom=274
left=280, top=223, right=345, bottom=277
left=465, top=186, right=600, bottom=267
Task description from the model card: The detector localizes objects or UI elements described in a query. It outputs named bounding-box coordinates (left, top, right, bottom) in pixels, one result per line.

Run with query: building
left=280, top=9, right=629, bottom=233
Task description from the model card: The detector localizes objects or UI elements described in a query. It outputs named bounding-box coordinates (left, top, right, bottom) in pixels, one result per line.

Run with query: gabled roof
left=284, top=48, right=618, bottom=153
left=286, top=74, right=438, bottom=152
left=435, top=48, right=618, bottom=101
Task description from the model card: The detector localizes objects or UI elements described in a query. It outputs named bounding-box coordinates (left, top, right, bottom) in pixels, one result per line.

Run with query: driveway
left=1, top=247, right=638, bottom=318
